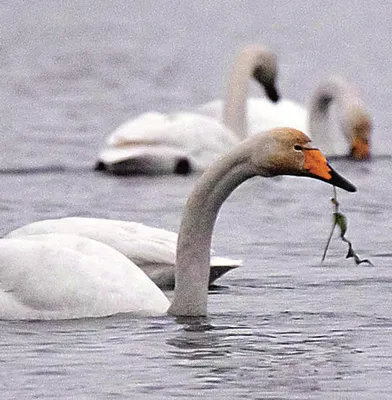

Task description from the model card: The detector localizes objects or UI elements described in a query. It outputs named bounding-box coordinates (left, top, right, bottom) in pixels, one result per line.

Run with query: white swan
left=0, top=128, right=356, bottom=320
left=200, top=76, right=371, bottom=159
left=6, top=218, right=242, bottom=289
left=95, top=45, right=280, bottom=175
left=0, top=233, right=169, bottom=320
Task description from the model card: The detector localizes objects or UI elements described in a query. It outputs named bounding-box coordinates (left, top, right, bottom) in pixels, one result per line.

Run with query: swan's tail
left=209, top=256, right=242, bottom=285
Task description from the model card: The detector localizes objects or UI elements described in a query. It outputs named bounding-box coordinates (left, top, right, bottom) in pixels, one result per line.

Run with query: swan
left=95, top=45, right=280, bottom=175
left=6, top=218, right=242, bottom=289
left=199, top=76, right=371, bottom=160
left=0, top=128, right=356, bottom=320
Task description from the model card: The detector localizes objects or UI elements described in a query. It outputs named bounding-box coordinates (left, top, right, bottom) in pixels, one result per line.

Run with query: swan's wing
left=105, top=112, right=170, bottom=146
left=6, top=218, right=243, bottom=267
left=6, top=218, right=179, bottom=266
left=0, top=234, right=169, bottom=320
left=163, top=113, right=239, bottom=171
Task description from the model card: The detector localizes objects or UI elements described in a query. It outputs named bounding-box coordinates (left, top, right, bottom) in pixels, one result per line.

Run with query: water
left=1, top=0, right=392, bottom=398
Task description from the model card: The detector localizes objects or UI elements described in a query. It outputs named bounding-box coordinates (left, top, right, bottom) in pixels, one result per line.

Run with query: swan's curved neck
left=168, top=143, right=258, bottom=316
left=308, top=78, right=355, bottom=155
left=222, top=54, right=255, bottom=140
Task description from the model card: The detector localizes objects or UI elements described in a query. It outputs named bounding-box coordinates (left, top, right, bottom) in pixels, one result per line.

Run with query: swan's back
left=246, top=98, right=308, bottom=133
left=198, top=98, right=309, bottom=134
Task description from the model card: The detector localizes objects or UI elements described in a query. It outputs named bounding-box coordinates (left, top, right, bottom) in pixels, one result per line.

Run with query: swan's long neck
left=168, top=143, right=258, bottom=316
left=308, top=78, right=356, bottom=156
left=222, top=54, right=255, bottom=140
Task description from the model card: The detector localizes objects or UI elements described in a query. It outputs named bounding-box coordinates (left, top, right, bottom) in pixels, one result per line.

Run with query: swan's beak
left=350, top=137, right=370, bottom=160
left=304, top=149, right=356, bottom=192
left=252, top=66, right=280, bottom=103
left=265, top=85, right=280, bottom=103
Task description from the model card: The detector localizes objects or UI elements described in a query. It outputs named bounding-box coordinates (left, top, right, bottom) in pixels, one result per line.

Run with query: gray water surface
left=1, top=1, right=392, bottom=399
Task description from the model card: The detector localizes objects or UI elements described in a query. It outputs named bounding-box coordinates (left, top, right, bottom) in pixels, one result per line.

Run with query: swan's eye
left=294, top=145, right=302, bottom=151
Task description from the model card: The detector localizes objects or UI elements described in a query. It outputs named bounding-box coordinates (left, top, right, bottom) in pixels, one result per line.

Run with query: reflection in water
left=164, top=312, right=366, bottom=394
left=167, top=317, right=249, bottom=389
left=0, top=165, right=68, bottom=174
left=167, top=316, right=223, bottom=354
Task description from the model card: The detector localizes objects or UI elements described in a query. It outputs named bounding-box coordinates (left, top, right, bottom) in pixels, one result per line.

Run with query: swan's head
left=241, top=45, right=280, bottom=103
left=312, top=76, right=371, bottom=160
left=344, top=105, right=372, bottom=161
left=250, top=127, right=356, bottom=192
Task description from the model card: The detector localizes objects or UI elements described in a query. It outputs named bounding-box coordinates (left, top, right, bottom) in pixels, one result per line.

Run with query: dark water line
left=0, top=165, right=91, bottom=175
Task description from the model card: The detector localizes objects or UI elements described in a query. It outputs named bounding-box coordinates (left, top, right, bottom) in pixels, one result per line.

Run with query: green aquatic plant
left=322, top=186, right=373, bottom=265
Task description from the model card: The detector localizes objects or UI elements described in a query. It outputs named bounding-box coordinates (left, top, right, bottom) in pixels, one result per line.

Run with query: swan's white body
left=198, top=77, right=371, bottom=159
left=0, top=128, right=355, bottom=320
left=6, top=217, right=242, bottom=288
left=0, top=234, right=169, bottom=320
left=96, top=45, right=279, bottom=174
left=199, top=98, right=308, bottom=133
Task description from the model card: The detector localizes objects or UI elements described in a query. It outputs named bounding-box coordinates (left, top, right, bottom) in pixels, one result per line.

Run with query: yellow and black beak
left=350, top=137, right=370, bottom=160
left=304, top=149, right=356, bottom=192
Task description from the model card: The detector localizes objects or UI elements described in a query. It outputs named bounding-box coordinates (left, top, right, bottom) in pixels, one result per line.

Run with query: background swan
left=6, top=218, right=242, bottom=289
left=200, top=76, right=371, bottom=159
left=95, top=45, right=279, bottom=175
left=0, top=128, right=355, bottom=320
left=306, top=76, right=371, bottom=159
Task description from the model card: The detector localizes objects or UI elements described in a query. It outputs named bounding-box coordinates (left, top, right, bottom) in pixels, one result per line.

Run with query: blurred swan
left=200, top=76, right=371, bottom=160
left=95, top=45, right=279, bottom=175
left=0, top=127, right=356, bottom=320
left=6, top=218, right=241, bottom=289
